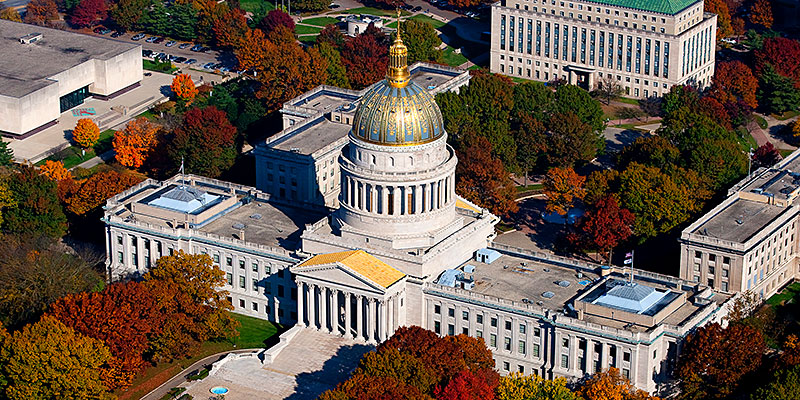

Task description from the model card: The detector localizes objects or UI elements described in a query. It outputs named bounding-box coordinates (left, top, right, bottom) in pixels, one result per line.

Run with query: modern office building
left=489, top=0, right=717, bottom=98
left=254, top=63, right=470, bottom=208
left=679, top=149, right=800, bottom=298
left=0, top=20, right=142, bottom=137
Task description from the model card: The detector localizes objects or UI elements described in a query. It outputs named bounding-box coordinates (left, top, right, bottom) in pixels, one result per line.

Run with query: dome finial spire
left=387, top=9, right=410, bottom=88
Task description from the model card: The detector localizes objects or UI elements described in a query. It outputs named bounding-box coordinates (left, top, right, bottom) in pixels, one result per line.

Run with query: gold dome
left=351, top=13, right=445, bottom=146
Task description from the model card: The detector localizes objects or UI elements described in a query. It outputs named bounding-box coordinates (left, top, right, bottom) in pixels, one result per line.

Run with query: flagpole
left=630, top=250, right=635, bottom=284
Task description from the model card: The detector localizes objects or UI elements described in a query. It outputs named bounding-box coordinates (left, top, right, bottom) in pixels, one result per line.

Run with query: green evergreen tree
left=137, top=1, right=169, bottom=36
left=0, top=141, right=13, bottom=166
left=758, top=64, right=800, bottom=114
left=317, top=42, right=351, bottom=89
left=752, top=365, right=800, bottom=400
left=169, top=2, right=198, bottom=40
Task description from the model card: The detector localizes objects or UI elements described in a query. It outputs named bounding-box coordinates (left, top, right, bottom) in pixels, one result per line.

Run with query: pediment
left=293, top=264, right=388, bottom=294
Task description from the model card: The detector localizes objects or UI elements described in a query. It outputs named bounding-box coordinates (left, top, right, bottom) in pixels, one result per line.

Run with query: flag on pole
left=625, top=252, right=633, bottom=258
left=624, top=258, right=632, bottom=265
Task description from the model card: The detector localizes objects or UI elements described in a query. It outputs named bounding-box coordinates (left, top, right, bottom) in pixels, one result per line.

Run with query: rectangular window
left=561, top=354, right=569, bottom=368
left=500, top=15, right=506, bottom=50
left=448, top=324, right=455, bottom=336
left=239, top=276, right=245, bottom=289
left=462, top=311, right=469, bottom=321
left=226, top=273, right=233, bottom=285
left=519, top=340, right=526, bottom=354
left=504, top=337, right=512, bottom=351
left=252, top=302, right=258, bottom=311
left=239, top=260, right=245, bottom=269
left=491, top=317, right=498, bottom=327
left=435, top=321, right=441, bottom=334
left=226, top=256, right=233, bottom=267
left=477, top=314, right=483, bottom=324
left=435, top=305, right=441, bottom=314
left=252, top=279, right=258, bottom=291
left=533, top=343, right=540, bottom=357
left=505, top=320, right=512, bottom=330
left=519, top=324, right=526, bottom=334
left=252, top=262, right=258, bottom=272
left=448, top=307, right=455, bottom=317
left=490, top=334, right=497, bottom=347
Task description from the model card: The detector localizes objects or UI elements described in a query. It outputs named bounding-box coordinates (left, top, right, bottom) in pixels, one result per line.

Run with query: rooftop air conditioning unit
left=20, top=33, right=43, bottom=44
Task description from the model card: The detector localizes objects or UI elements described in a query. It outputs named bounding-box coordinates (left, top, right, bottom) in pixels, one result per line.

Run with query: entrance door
left=59, top=86, right=90, bottom=113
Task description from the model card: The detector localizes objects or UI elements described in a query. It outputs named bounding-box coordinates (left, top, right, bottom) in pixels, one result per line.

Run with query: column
left=356, top=295, right=364, bottom=341
left=359, top=182, right=366, bottom=211
left=378, top=300, right=386, bottom=342
left=393, top=188, right=401, bottom=216
left=309, top=284, right=317, bottom=329
left=341, top=178, right=347, bottom=205
left=345, top=292, right=353, bottom=339
left=415, top=185, right=423, bottom=214
left=365, top=297, right=374, bottom=342
left=588, top=72, right=595, bottom=91
left=569, top=70, right=577, bottom=85
left=387, top=296, right=394, bottom=337
left=423, top=184, right=429, bottom=212
left=380, top=186, right=388, bottom=215
left=332, top=289, right=340, bottom=334
left=431, top=181, right=438, bottom=211
left=296, top=281, right=305, bottom=327
left=321, top=287, right=330, bottom=333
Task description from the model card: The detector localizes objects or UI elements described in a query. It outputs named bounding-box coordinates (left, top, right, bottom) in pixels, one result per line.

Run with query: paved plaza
left=181, top=328, right=373, bottom=400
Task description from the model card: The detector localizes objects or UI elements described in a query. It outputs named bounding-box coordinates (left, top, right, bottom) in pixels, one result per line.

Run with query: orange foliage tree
left=710, top=60, right=758, bottom=109
left=170, top=73, right=198, bottom=103
left=23, top=0, right=58, bottom=26
left=61, top=170, right=143, bottom=215
left=39, top=160, right=71, bottom=181
left=543, top=166, right=585, bottom=216
left=48, top=281, right=165, bottom=390
left=580, top=367, right=660, bottom=400
left=749, top=0, right=773, bottom=29
left=704, top=0, right=732, bottom=38
left=72, top=118, right=100, bottom=151
left=213, top=8, right=249, bottom=49
left=455, top=135, right=518, bottom=218
left=113, top=117, right=159, bottom=168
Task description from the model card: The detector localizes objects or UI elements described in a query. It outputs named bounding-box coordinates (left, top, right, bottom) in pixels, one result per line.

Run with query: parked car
left=185, top=58, right=197, bottom=65
left=329, top=3, right=340, bottom=8
left=165, top=40, right=177, bottom=47
left=111, top=31, right=124, bottom=38
left=100, top=28, right=112, bottom=35
left=93, top=27, right=104, bottom=34
left=178, top=42, right=191, bottom=49
left=153, top=37, right=166, bottom=44
left=142, top=49, right=153, bottom=57
left=191, top=44, right=204, bottom=52
left=202, top=62, right=216, bottom=69
left=132, top=33, right=146, bottom=40
left=413, top=6, right=422, bottom=11
left=173, top=56, right=187, bottom=63
left=145, top=36, right=158, bottom=43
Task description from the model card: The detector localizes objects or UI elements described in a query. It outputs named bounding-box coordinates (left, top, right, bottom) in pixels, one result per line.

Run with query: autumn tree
left=711, top=60, right=758, bottom=109
left=676, top=322, right=766, bottom=399
left=575, top=196, right=634, bottom=262
left=751, top=364, right=800, bottom=400
left=69, top=0, right=107, bottom=27
left=317, top=24, right=347, bottom=48
left=0, top=315, right=111, bottom=400
left=39, top=160, right=71, bottom=181
left=62, top=169, right=142, bottom=216
left=752, top=142, right=783, bottom=170
left=113, top=117, right=159, bottom=169
left=546, top=112, right=601, bottom=167
left=109, top=0, right=148, bottom=30
left=0, top=235, right=102, bottom=329
left=171, top=73, right=198, bottom=103
left=749, top=0, right=773, bottom=29
left=579, top=367, right=659, bottom=400
left=317, top=41, right=351, bottom=89
left=455, top=135, right=518, bottom=218
left=293, top=0, right=328, bottom=12
left=755, top=38, right=800, bottom=88
left=704, top=0, right=732, bottom=38
left=446, top=0, right=481, bottom=8
left=434, top=369, right=498, bottom=400
left=49, top=281, right=164, bottom=389
left=24, top=0, right=58, bottom=25
left=354, top=347, right=438, bottom=394
left=258, top=9, right=294, bottom=35
left=72, top=118, right=100, bottom=151
left=168, top=106, right=238, bottom=178
left=0, top=6, right=22, bottom=21
left=342, top=24, right=390, bottom=89
left=213, top=8, right=249, bottom=49
left=319, top=374, right=426, bottom=400
left=143, top=251, right=238, bottom=361
left=4, top=165, right=67, bottom=237
left=543, top=166, right=585, bottom=217
left=402, top=19, right=442, bottom=64
left=616, top=136, right=680, bottom=171
left=497, top=372, right=580, bottom=400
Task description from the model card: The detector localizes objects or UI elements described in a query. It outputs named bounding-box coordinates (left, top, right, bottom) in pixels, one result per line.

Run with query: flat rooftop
left=410, top=66, right=459, bottom=92
left=692, top=198, right=787, bottom=243
left=268, top=117, right=350, bottom=155
left=455, top=253, right=721, bottom=331
left=290, top=90, right=358, bottom=114
left=0, top=20, right=140, bottom=98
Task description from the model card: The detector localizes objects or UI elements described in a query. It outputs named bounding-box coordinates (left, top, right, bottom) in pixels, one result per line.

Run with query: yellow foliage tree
left=792, top=121, right=800, bottom=139
left=170, top=73, right=198, bottom=103
left=72, top=118, right=100, bottom=151
left=543, top=166, right=586, bottom=216
left=39, top=160, right=71, bottom=181
left=0, top=7, right=22, bottom=22
left=497, top=372, right=580, bottom=400
left=0, top=177, right=16, bottom=227
left=0, top=315, right=112, bottom=400
left=579, top=367, right=660, bottom=400
left=113, top=117, right=159, bottom=168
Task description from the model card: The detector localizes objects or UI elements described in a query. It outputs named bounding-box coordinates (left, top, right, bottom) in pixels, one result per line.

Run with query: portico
left=291, top=250, right=407, bottom=343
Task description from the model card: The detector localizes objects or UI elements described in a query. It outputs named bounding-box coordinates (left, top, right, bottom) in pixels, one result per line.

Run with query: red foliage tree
left=699, top=97, right=733, bottom=130
left=455, top=135, right=518, bottom=218
left=710, top=60, right=758, bottom=109
left=213, top=8, right=249, bottom=49
left=319, top=374, right=426, bottom=400
left=752, top=142, right=783, bottom=170
left=317, top=24, right=347, bottom=49
left=341, top=24, right=390, bottom=89
left=69, top=0, right=107, bottom=28
left=48, top=281, right=164, bottom=389
left=258, top=9, right=294, bottom=35
left=434, top=369, right=499, bottom=400
left=168, top=106, right=238, bottom=178
left=676, top=322, right=766, bottom=399
left=755, top=37, right=800, bottom=88
left=575, top=195, right=634, bottom=262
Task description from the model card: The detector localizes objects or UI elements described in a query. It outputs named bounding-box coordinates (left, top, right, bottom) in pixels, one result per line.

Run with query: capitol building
left=103, top=29, right=735, bottom=394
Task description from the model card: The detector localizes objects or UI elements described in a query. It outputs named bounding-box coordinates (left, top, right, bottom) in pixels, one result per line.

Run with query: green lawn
left=616, top=97, right=640, bottom=106
left=115, top=312, right=281, bottom=400
left=300, top=16, right=339, bottom=27
left=334, top=6, right=411, bottom=17
left=299, top=35, right=318, bottom=43
left=295, top=25, right=323, bottom=35
left=736, top=128, right=759, bottom=153
left=467, top=65, right=482, bottom=70
left=781, top=148, right=796, bottom=158
left=143, top=59, right=177, bottom=74
left=441, top=46, right=468, bottom=67
left=767, top=282, right=800, bottom=306
left=239, top=0, right=275, bottom=14
left=516, top=183, right=544, bottom=193
left=409, top=14, right=446, bottom=29
left=37, top=129, right=116, bottom=169
left=771, top=110, right=800, bottom=120
left=755, top=114, right=768, bottom=129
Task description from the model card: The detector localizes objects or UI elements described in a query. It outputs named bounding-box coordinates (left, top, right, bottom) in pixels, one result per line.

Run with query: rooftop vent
left=249, top=213, right=262, bottom=220
left=232, top=223, right=245, bottom=229
left=542, top=291, right=555, bottom=299
left=558, top=280, right=571, bottom=287
left=20, top=33, right=43, bottom=44
left=290, top=147, right=301, bottom=153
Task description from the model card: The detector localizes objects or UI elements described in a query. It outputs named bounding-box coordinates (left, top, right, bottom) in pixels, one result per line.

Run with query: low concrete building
left=345, top=14, right=384, bottom=36
left=680, top=149, right=800, bottom=298
left=0, top=20, right=142, bottom=137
